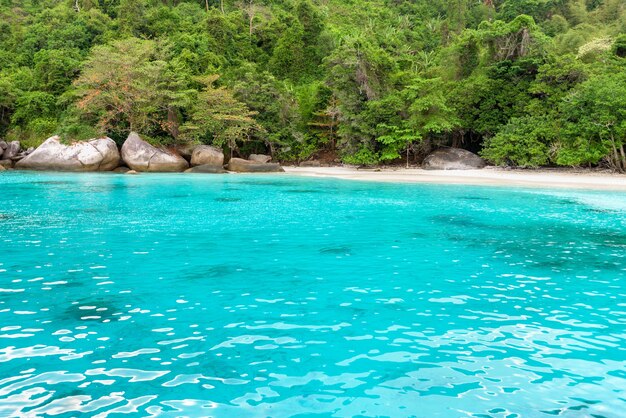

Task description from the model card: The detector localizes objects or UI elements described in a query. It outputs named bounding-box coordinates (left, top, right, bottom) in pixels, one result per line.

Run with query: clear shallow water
left=1, top=172, right=625, bottom=418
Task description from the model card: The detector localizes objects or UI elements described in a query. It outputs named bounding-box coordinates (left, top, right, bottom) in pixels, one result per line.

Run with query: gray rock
left=121, top=132, right=188, bottom=172
left=249, top=154, right=272, bottom=163
left=0, top=140, right=7, bottom=150
left=226, top=158, right=284, bottom=173
left=2, top=141, right=20, bottom=160
left=15, top=136, right=120, bottom=171
left=185, top=164, right=227, bottom=174
left=175, top=143, right=197, bottom=161
left=300, top=160, right=321, bottom=167
left=113, top=166, right=130, bottom=173
left=422, top=148, right=486, bottom=170
left=191, top=145, right=224, bottom=167
left=0, top=159, right=13, bottom=169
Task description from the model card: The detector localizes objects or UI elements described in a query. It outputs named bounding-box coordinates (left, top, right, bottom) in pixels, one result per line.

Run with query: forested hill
left=0, top=0, right=625, bottom=169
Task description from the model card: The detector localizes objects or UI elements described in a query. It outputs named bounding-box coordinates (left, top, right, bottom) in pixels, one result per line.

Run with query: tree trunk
left=406, top=143, right=410, bottom=168
left=167, top=106, right=179, bottom=140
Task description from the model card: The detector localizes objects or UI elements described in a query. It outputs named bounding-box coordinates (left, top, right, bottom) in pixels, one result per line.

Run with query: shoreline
left=283, top=166, right=626, bottom=191
left=4, top=166, right=626, bottom=191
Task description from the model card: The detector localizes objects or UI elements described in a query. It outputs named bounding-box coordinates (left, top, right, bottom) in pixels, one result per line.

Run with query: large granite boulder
left=191, top=145, right=224, bottom=167
left=249, top=154, right=271, bottom=163
left=226, top=158, right=284, bottom=173
left=2, top=141, right=20, bottom=160
left=185, top=164, right=227, bottom=174
left=16, top=136, right=120, bottom=171
left=422, top=148, right=486, bottom=170
left=121, top=132, right=188, bottom=172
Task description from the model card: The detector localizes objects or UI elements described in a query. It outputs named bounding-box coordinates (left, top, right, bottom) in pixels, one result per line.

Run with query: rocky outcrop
left=121, top=132, right=188, bottom=172
left=191, top=145, right=224, bottom=167
left=226, top=158, right=284, bottom=173
left=15, top=136, right=120, bottom=171
left=422, top=148, right=486, bottom=170
left=185, top=164, right=227, bottom=174
left=249, top=154, right=271, bottom=163
left=2, top=141, right=20, bottom=160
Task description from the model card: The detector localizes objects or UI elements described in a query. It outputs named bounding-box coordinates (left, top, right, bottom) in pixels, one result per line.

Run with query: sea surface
left=0, top=171, right=625, bottom=417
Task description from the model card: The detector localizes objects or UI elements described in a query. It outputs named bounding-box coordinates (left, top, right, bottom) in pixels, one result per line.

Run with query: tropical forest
left=1, top=0, right=625, bottom=170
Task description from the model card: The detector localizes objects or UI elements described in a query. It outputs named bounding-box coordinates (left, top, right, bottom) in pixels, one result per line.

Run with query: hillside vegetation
left=0, top=0, right=625, bottom=169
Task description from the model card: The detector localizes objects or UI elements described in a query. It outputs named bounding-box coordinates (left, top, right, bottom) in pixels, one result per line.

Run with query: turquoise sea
left=0, top=171, right=625, bottom=417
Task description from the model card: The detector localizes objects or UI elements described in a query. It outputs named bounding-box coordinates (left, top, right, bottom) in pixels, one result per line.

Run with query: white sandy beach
left=284, top=166, right=626, bottom=191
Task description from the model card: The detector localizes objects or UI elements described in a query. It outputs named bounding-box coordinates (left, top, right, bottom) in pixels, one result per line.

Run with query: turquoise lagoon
left=0, top=171, right=625, bottom=417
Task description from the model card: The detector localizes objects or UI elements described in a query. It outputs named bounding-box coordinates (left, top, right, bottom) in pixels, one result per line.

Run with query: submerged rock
left=185, top=164, right=227, bottom=174
left=121, top=132, right=188, bottom=172
left=113, top=166, right=130, bottom=173
left=248, top=154, right=271, bottom=163
left=0, top=165, right=5, bottom=171
left=15, top=136, right=120, bottom=171
left=422, top=148, right=486, bottom=170
left=226, top=158, right=284, bottom=173
left=0, top=159, right=12, bottom=169
left=191, top=145, right=224, bottom=167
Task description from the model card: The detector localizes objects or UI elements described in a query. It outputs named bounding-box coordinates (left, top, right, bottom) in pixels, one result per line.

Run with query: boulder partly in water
left=226, top=158, right=284, bottom=173
left=15, top=136, right=120, bottom=171
left=422, top=148, right=486, bottom=170
left=185, top=164, right=227, bottom=174
left=121, top=132, right=188, bottom=172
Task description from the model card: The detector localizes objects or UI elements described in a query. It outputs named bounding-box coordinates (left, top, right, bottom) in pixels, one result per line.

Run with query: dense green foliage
left=0, top=0, right=625, bottom=168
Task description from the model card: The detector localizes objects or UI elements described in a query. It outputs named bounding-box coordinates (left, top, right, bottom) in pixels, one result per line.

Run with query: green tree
left=558, top=72, right=626, bottom=171
left=481, top=116, right=554, bottom=166
left=182, top=75, right=263, bottom=156
left=72, top=38, right=190, bottom=141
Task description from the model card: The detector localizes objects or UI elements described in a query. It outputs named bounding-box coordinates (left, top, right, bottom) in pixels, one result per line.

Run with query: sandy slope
left=283, top=166, right=626, bottom=191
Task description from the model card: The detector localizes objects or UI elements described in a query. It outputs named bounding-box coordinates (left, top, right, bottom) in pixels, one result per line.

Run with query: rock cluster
left=1, top=132, right=285, bottom=174
left=1, top=140, right=35, bottom=168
